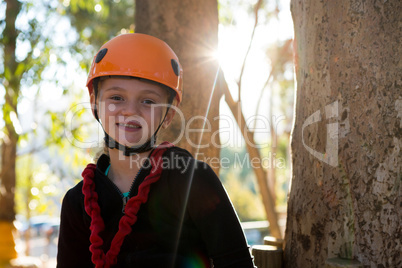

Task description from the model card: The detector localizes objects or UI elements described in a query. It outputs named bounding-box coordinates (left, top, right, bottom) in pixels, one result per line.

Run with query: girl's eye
left=110, top=96, right=123, bottom=101
left=143, top=99, right=156, bottom=105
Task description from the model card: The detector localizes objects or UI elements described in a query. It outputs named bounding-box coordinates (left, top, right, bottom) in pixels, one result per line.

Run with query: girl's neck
left=107, top=148, right=151, bottom=186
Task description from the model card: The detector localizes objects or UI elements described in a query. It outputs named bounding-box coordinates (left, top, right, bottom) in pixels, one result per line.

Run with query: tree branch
left=221, top=69, right=282, bottom=238
left=253, top=39, right=293, bottom=130
left=237, top=0, right=263, bottom=101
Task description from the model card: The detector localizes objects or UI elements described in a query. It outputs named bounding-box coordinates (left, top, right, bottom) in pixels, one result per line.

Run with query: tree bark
left=135, top=0, right=222, bottom=174
left=285, top=0, right=401, bottom=267
left=0, top=0, right=22, bottom=262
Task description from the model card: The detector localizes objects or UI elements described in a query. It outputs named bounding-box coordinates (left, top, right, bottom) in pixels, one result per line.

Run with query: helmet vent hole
left=95, top=48, right=108, bottom=63
left=171, top=59, right=180, bottom=76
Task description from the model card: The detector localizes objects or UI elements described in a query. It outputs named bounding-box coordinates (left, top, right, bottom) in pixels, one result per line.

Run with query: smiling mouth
left=117, top=121, right=142, bottom=129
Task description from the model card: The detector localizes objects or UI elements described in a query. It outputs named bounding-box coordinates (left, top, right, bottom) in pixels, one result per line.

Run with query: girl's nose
left=121, top=101, right=140, bottom=116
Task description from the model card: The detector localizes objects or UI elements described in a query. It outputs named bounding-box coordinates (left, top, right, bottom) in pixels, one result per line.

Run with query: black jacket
left=57, top=147, right=254, bottom=267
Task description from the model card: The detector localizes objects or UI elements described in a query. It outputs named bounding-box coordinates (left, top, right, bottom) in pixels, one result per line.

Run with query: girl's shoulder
left=162, top=145, right=192, bottom=157
left=162, top=145, right=208, bottom=166
left=61, top=180, right=86, bottom=215
left=160, top=145, right=215, bottom=178
left=66, top=180, right=84, bottom=198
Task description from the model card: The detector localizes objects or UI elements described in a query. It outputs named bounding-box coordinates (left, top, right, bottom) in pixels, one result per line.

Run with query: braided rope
left=82, top=142, right=173, bottom=267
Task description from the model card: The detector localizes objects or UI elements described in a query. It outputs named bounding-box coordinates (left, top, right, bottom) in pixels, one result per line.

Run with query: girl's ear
left=90, top=91, right=97, bottom=118
left=162, top=108, right=176, bottom=129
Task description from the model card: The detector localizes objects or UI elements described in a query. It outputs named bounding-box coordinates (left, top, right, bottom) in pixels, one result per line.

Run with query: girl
left=57, top=33, right=255, bottom=268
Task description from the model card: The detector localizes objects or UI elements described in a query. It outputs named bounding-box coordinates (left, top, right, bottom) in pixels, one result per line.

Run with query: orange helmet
left=86, top=33, right=183, bottom=104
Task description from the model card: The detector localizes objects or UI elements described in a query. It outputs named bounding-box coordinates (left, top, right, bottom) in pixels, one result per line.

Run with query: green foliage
left=220, top=135, right=291, bottom=216
left=16, top=156, right=61, bottom=218
left=259, top=135, right=290, bottom=206
left=220, top=146, right=256, bottom=191
left=223, top=170, right=265, bottom=221
left=0, top=0, right=99, bottom=221
left=219, top=146, right=263, bottom=221
left=1, top=0, right=295, bottom=226
left=61, top=0, right=135, bottom=53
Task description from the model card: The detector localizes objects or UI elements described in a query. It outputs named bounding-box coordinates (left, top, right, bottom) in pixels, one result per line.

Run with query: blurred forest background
left=0, top=0, right=294, bottom=266
left=2, top=0, right=400, bottom=267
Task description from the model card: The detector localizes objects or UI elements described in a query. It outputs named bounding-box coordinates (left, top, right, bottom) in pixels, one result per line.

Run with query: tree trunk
left=0, top=0, right=22, bottom=263
left=285, top=0, right=401, bottom=267
left=135, top=0, right=222, bottom=174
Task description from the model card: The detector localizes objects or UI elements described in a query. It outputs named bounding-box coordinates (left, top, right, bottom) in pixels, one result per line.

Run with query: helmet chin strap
left=104, top=133, right=155, bottom=156
left=92, top=79, right=175, bottom=156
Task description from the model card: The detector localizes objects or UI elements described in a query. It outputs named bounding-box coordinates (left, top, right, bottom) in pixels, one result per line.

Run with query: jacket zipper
left=106, top=180, right=126, bottom=213
left=122, top=195, right=130, bottom=214
left=122, top=172, right=140, bottom=214
left=107, top=168, right=143, bottom=214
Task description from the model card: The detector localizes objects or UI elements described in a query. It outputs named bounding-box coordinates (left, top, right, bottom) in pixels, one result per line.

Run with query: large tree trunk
left=0, top=0, right=22, bottom=263
left=135, top=0, right=221, bottom=174
left=285, top=0, right=401, bottom=267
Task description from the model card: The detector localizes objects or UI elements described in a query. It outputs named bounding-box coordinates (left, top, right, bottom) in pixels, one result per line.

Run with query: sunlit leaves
left=16, top=157, right=62, bottom=218
left=14, top=62, right=25, bottom=77
left=0, top=0, right=95, bottom=221
left=64, top=0, right=134, bottom=51
left=223, top=170, right=265, bottom=221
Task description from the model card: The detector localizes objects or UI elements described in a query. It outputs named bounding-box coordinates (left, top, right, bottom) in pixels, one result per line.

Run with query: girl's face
left=91, top=77, right=175, bottom=147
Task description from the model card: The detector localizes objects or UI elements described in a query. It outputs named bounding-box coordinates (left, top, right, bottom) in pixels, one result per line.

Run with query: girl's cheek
left=146, top=105, right=164, bottom=114
left=144, top=108, right=161, bottom=121
left=108, top=103, right=116, bottom=112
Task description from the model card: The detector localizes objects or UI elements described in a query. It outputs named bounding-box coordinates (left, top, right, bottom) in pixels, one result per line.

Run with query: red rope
left=82, top=142, right=174, bottom=267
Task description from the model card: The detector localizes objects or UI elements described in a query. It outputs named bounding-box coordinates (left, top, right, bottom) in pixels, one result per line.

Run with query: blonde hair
left=93, top=141, right=109, bottom=162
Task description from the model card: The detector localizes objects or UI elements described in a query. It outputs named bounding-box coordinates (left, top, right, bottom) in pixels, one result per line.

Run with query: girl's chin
left=114, top=136, right=151, bottom=147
